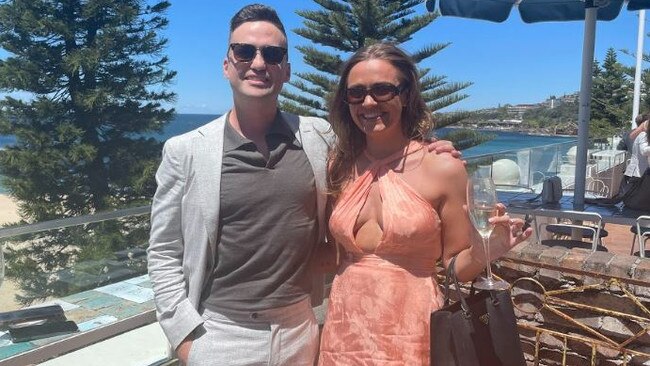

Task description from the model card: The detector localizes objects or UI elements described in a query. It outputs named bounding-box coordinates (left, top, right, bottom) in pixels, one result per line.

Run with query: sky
left=149, top=2, right=643, bottom=114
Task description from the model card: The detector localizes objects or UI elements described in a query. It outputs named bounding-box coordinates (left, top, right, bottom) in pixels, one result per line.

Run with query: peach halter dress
left=319, top=141, right=444, bottom=366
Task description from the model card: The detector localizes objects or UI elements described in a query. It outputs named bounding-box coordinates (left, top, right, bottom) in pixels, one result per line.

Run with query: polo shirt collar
left=223, top=111, right=300, bottom=153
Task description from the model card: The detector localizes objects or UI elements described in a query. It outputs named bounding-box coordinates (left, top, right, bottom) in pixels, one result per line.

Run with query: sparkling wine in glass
left=468, top=175, right=509, bottom=290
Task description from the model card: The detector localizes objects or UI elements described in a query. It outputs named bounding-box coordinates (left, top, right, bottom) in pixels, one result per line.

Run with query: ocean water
left=0, top=114, right=575, bottom=194
left=147, top=113, right=220, bottom=141
left=0, top=135, right=15, bottom=147
left=437, top=129, right=576, bottom=158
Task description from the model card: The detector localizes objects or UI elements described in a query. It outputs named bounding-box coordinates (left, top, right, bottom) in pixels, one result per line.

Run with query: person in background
left=317, top=42, right=532, bottom=365
left=147, top=4, right=459, bottom=366
left=621, top=116, right=650, bottom=211
left=634, top=114, right=650, bottom=170
left=620, top=114, right=649, bottom=194
left=617, top=113, right=647, bottom=152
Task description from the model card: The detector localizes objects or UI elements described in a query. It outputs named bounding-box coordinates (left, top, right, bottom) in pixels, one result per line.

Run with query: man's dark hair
left=230, top=4, right=287, bottom=39
left=635, top=112, right=649, bottom=127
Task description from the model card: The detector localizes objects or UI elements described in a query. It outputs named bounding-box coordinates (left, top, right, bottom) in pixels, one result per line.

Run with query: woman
left=638, top=119, right=649, bottom=170
left=318, top=42, right=532, bottom=365
left=624, top=116, right=649, bottom=181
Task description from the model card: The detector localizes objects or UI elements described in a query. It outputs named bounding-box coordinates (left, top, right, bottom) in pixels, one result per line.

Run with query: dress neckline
left=362, top=140, right=424, bottom=166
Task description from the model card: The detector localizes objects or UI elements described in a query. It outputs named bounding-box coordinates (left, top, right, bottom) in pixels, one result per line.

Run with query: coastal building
left=507, top=103, right=541, bottom=119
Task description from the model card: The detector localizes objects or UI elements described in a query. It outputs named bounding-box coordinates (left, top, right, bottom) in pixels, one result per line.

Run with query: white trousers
left=187, top=298, right=319, bottom=366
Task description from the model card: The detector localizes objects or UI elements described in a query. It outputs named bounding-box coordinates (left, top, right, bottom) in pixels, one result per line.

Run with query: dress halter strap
left=362, top=140, right=424, bottom=167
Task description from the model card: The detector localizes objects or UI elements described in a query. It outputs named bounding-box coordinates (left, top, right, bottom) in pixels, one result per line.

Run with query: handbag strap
left=443, top=255, right=471, bottom=316
left=443, top=254, right=501, bottom=316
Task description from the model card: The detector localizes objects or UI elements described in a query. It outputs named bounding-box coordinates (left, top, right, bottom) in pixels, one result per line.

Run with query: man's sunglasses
left=345, top=83, right=405, bottom=105
left=229, top=43, right=287, bottom=65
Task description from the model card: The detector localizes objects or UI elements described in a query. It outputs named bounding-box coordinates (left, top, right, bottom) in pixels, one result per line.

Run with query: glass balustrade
left=465, top=140, right=626, bottom=198
left=0, top=206, right=160, bottom=365
left=0, top=138, right=631, bottom=364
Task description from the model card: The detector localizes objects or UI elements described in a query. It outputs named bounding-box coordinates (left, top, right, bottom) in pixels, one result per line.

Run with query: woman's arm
left=435, top=155, right=532, bottom=282
left=640, top=132, right=649, bottom=156
left=631, top=121, right=648, bottom=143
left=435, top=156, right=484, bottom=282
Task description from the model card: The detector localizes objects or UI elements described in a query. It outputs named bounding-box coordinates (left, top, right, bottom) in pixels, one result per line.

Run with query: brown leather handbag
left=430, top=256, right=526, bottom=366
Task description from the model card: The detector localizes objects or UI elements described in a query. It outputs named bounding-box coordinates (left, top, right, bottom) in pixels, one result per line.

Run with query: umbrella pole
left=573, top=4, right=598, bottom=211
left=632, top=10, right=646, bottom=127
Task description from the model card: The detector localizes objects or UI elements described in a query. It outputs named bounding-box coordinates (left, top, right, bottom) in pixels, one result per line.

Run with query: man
left=617, top=113, right=648, bottom=153
left=147, top=4, right=457, bottom=365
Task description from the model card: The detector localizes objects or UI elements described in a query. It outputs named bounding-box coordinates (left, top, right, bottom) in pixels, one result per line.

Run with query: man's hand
left=426, top=139, right=462, bottom=160
left=176, top=336, right=193, bottom=365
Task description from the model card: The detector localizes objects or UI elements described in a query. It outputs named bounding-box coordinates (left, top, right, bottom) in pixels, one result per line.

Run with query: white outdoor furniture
left=631, top=215, right=650, bottom=258
left=533, top=210, right=606, bottom=252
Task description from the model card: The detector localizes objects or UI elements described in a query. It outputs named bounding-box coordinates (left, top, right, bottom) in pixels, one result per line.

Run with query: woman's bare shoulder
left=421, top=149, right=467, bottom=180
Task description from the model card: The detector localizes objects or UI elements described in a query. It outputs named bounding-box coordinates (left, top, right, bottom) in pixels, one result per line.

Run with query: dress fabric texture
left=319, top=142, right=444, bottom=366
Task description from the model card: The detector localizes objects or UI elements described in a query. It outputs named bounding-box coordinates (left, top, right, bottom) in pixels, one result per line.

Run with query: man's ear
left=284, top=62, right=291, bottom=82
left=223, top=57, right=229, bottom=78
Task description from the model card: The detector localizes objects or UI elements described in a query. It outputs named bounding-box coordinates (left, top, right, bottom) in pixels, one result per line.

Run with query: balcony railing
left=0, top=205, right=164, bottom=366
left=465, top=140, right=627, bottom=199
left=0, top=139, right=636, bottom=365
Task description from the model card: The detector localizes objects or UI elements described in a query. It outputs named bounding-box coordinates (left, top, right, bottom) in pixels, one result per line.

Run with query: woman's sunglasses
left=345, top=83, right=405, bottom=105
left=229, top=43, right=287, bottom=65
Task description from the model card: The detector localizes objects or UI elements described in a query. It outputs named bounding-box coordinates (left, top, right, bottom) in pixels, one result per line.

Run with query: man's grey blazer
left=147, top=112, right=334, bottom=349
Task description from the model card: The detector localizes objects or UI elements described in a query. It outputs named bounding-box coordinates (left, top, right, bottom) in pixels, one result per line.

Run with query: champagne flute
left=467, top=175, right=509, bottom=290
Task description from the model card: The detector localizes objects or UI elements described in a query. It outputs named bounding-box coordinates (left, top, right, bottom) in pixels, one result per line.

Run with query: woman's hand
left=470, top=203, right=533, bottom=263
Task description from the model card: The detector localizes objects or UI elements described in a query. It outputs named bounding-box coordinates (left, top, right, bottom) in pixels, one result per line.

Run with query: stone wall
left=494, top=242, right=650, bottom=365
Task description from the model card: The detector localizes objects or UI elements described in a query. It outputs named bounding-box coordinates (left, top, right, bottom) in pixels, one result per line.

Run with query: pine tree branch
left=286, top=79, right=329, bottom=100
left=294, top=71, right=338, bottom=91
left=280, top=89, right=324, bottom=111
left=295, top=45, right=343, bottom=75
left=410, top=43, right=449, bottom=63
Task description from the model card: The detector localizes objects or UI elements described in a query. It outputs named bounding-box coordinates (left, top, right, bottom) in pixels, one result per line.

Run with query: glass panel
left=0, top=210, right=150, bottom=311
left=465, top=141, right=576, bottom=193
left=464, top=140, right=626, bottom=198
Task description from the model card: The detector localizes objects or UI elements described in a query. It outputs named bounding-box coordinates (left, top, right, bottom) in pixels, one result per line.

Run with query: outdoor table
left=0, top=274, right=156, bottom=366
left=498, top=191, right=649, bottom=226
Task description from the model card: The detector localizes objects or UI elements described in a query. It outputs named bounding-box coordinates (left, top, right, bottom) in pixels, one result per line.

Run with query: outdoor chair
left=630, top=215, right=650, bottom=258
left=533, top=210, right=607, bottom=252
left=586, top=179, right=609, bottom=198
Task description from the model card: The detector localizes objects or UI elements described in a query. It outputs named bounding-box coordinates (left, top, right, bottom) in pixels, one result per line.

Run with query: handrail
left=0, top=310, right=157, bottom=366
left=464, top=140, right=576, bottom=160
left=0, top=205, right=151, bottom=240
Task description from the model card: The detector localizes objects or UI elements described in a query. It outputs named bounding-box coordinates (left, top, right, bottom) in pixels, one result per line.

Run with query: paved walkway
left=603, top=222, right=638, bottom=256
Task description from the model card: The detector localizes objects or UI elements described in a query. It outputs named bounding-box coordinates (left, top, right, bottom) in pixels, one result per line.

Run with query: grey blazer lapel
left=194, top=114, right=227, bottom=246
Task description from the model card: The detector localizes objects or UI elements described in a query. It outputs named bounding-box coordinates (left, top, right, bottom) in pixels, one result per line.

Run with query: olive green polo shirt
left=202, top=112, right=319, bottom=312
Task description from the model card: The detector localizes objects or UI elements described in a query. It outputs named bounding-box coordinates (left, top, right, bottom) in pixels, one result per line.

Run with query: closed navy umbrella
left=426, top=0, right=650, bottom=209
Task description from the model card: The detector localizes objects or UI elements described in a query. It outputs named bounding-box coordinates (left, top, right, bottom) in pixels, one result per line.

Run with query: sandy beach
left=0, top=194, right=19, bottom=225
left=0, top=194, right=20, bottom=310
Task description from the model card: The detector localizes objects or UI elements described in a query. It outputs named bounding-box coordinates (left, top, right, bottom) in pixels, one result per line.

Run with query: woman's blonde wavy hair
left=327, top=42, right=434, bottom=198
